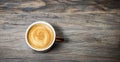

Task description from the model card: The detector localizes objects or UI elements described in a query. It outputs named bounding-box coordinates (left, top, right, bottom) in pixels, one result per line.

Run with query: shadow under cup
left=25, top=21, right=56, bottom=51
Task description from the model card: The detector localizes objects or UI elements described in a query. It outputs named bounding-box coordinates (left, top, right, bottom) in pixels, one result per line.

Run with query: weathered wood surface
left=0, top=0, right=120, bottom=14
left=0, top=0, right=120, bottom=62
left=0, top=13, right=120, bottom=62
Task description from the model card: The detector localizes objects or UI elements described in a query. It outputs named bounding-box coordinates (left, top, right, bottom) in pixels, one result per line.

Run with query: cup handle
left=56, top=36, right=64, bottom=42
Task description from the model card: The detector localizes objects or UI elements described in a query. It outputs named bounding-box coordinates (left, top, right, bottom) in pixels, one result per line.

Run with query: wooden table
left=0, top=0, right=120, bottom=62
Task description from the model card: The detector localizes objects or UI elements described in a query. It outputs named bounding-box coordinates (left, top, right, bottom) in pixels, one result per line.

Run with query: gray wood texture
left=0, top=0, right=120, bottom=62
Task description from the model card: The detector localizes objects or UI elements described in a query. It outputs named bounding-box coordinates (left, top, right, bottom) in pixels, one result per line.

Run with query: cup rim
left=25, top=21, right=56, bottom=51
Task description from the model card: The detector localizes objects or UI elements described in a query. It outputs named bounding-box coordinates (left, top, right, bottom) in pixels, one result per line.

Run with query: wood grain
left=0, top=0, right=120, bottom=14
left=0, top=13, right=120, bottom=62
left=0, top=0, right=120, bottom=62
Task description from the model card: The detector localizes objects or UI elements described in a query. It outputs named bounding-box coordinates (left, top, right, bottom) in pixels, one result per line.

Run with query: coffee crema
left=27, top=23, right=54, bottom=50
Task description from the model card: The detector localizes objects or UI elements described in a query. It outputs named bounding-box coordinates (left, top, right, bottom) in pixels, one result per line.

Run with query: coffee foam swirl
left=27, top=23, right=54, bottom=50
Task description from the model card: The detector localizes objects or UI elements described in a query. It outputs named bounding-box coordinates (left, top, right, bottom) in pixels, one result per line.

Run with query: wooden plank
left=0, top=13, right=120, bottom=62
left=0, top=0, right=120, bottom=14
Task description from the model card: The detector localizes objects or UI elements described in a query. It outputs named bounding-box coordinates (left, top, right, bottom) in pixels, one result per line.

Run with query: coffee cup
left=25, top=21, right=63, bottom=51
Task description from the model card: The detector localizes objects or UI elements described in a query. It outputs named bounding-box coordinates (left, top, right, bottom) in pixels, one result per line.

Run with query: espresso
left=27, top=23, right=54, bottom=50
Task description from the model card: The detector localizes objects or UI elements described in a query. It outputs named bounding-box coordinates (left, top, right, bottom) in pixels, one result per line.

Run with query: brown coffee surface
left=27, top=23, right=54, bottom=50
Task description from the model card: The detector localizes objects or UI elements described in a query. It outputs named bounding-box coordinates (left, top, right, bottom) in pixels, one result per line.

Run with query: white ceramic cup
left=25, top=21, right=56, bottom=51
